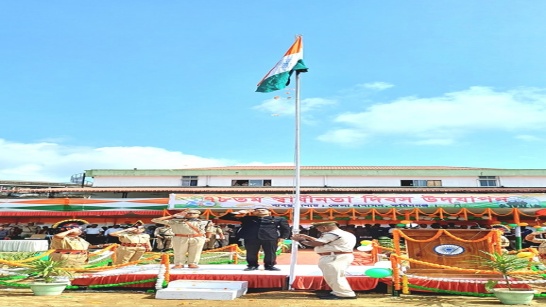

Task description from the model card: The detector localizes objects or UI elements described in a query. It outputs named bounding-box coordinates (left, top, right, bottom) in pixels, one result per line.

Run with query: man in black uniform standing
left=220, top=207, right=290, bottom=271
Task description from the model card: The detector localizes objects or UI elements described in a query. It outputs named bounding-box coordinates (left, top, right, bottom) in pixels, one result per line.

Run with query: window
left=401, top=180, right=442, bottom=187
left=181, top=176, right=198, bottom=187
left=478, top=176, right=498, bottom=187
left=231, top=179, right=271, bottom=187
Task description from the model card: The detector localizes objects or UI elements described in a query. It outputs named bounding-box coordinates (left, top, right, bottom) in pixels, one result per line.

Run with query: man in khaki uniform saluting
left=50, top=219, right=106, bottom=268
left=109, top=224, right=151, bottom=265
left=151, top=209, right=212, bottom=269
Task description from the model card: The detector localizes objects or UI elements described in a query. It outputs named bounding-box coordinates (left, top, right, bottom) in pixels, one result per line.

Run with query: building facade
left=3, top=166, right=546, bottom=227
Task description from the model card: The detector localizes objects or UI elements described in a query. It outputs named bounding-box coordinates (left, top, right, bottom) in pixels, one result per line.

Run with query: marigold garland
left=201, top=207, right=538, bottom=224
left=67, top=254, right=162, bottom=272
left=162, top=253, right=170, bottom=286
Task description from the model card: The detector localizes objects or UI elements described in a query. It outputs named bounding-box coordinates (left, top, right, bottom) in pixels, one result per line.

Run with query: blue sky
left=2, top=1, right=546, bottom=182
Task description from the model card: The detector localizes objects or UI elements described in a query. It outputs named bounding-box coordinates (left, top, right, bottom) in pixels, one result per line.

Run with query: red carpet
left=276, top=250, right=320, bottom=265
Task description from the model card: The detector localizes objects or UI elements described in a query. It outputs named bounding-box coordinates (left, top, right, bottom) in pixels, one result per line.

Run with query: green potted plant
left=23, top=259, right=73, bottom=296
left=474, top=251, right=540, bottom=305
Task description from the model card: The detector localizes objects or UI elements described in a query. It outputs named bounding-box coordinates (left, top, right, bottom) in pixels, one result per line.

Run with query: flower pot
left=29, top=282, right=67, bottom=296
left=492, top=288, right=536, bottom=305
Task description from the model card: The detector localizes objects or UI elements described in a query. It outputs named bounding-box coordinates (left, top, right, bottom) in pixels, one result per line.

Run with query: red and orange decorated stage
left=69, top=249, right=383, bottom=291
left=71, top=263, right=382, bottom=291
left=69, top=264, right=529, bottom=293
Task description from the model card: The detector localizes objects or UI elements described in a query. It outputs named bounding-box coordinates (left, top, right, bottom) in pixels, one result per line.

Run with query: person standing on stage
left=151, top=209, right=212, bottom=269
left=291, top=221, right=357, bottom=300
left=220, top=207, right=290, bottom=271
left=154, top=224, right=174, bottom=252
left=109, top=224, right=151, bottom=265
left=50, top=219, right=106, bottom=268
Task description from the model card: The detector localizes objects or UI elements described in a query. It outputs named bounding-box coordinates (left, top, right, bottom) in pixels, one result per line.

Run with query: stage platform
left=69, top=248, right=526, bottom=294
left=71, top=264, right=381, bottom=291
left=67, top=262, right=534, bottom=294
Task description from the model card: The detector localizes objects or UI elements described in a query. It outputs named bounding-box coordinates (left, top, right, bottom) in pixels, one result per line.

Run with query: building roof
left=84, top=165, right=546, bottom=177
left=170, top=166, right=489, bottom=170
left=15, top=186, right=546, bottom=194
left=0, top=180, right=78, bottom=188
left=9, top=165, right=546, bottom=195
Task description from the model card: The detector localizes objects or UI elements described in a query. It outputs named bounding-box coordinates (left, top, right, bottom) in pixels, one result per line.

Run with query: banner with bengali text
left=168, top=193, right=546, bottom=210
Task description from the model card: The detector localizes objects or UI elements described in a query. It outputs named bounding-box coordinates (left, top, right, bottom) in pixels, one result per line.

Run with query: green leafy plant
left=24, top=259, right=72, bottom=283
left=0, top=252, right=37, bottom=261
left=473, top=251, right=538, bottom=291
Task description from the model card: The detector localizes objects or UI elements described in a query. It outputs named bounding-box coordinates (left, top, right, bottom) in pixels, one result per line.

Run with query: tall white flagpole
left=288, top=70, right=302, bottom=289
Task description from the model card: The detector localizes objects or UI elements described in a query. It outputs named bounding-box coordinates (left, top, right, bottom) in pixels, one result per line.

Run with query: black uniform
left=221, top=213, right=291, bottom=270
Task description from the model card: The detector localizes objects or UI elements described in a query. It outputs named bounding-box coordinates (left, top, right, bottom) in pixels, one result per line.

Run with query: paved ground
left=1, top=288, right=546, bottom=307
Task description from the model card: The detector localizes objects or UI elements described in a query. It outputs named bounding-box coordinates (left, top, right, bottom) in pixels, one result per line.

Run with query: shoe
left=319, top=294, right=357, bottom=300
left=188, top=264, right=199, bottom=269
left=172, top=264, right=184, bottom=269
left=243, top=266, right=259, bottom=271
left=264, top=266, right=281, bottom=271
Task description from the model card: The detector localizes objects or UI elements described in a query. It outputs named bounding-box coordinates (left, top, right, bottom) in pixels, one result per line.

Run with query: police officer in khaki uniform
left=204, top=223, right=225, bottom=250
left=50, top=219, right=106, bottom=268
left=154, top=224, right=174, bottom=251
left=109, top=225, right=151, bottom=265
left=292, top=221, right=357, bottom=300
left=151, top=209, right=212, bottom=269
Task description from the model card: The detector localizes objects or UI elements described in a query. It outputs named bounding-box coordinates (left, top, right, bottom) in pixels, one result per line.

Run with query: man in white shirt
left=84, top=224, right=104, bottom=245
left=292, top=221, right=357, bottom=300
left=104, top=225, right=123, bottom=244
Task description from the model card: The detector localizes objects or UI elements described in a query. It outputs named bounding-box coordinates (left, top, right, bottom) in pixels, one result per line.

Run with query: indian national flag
left=256, top=36, right=308, bottom=93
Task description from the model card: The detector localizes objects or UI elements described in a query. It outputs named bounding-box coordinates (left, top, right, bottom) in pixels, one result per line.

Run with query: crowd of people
left=0, top=222, right=49, bottom=240
left=0, top=221, right=237, bottom=249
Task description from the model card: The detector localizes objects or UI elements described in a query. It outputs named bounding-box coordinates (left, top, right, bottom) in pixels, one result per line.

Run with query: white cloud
left=318, top=86, right=546, bottom=145
left=253, top=97, right=336, bottom=116
left=515, top=134, right=542, bottom=142
left=316, top=129, right=369, bottom=145
left=359, top=82, right=394, bottom=91
left=337, top=82, right=394, bottom=98
left=6, top=86, right=546, bottom=182
left=0, top=139, right=298, bottom=183
left=0, top=139, right=234, bottom=182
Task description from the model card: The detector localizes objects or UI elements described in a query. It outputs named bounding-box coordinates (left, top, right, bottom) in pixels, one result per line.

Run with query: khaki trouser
left=317, top=253, right=356, bottom=298
left=113, top=246, right=147, bottom=265
left=172, top=236, right=206, bottom=266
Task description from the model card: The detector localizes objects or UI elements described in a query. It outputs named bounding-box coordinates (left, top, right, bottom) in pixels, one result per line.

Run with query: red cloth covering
left=72, top=273, right=287, bottom=289
left=291, top=276, right=379, bottom=291
left=408, top=277, right=533, bottom=293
